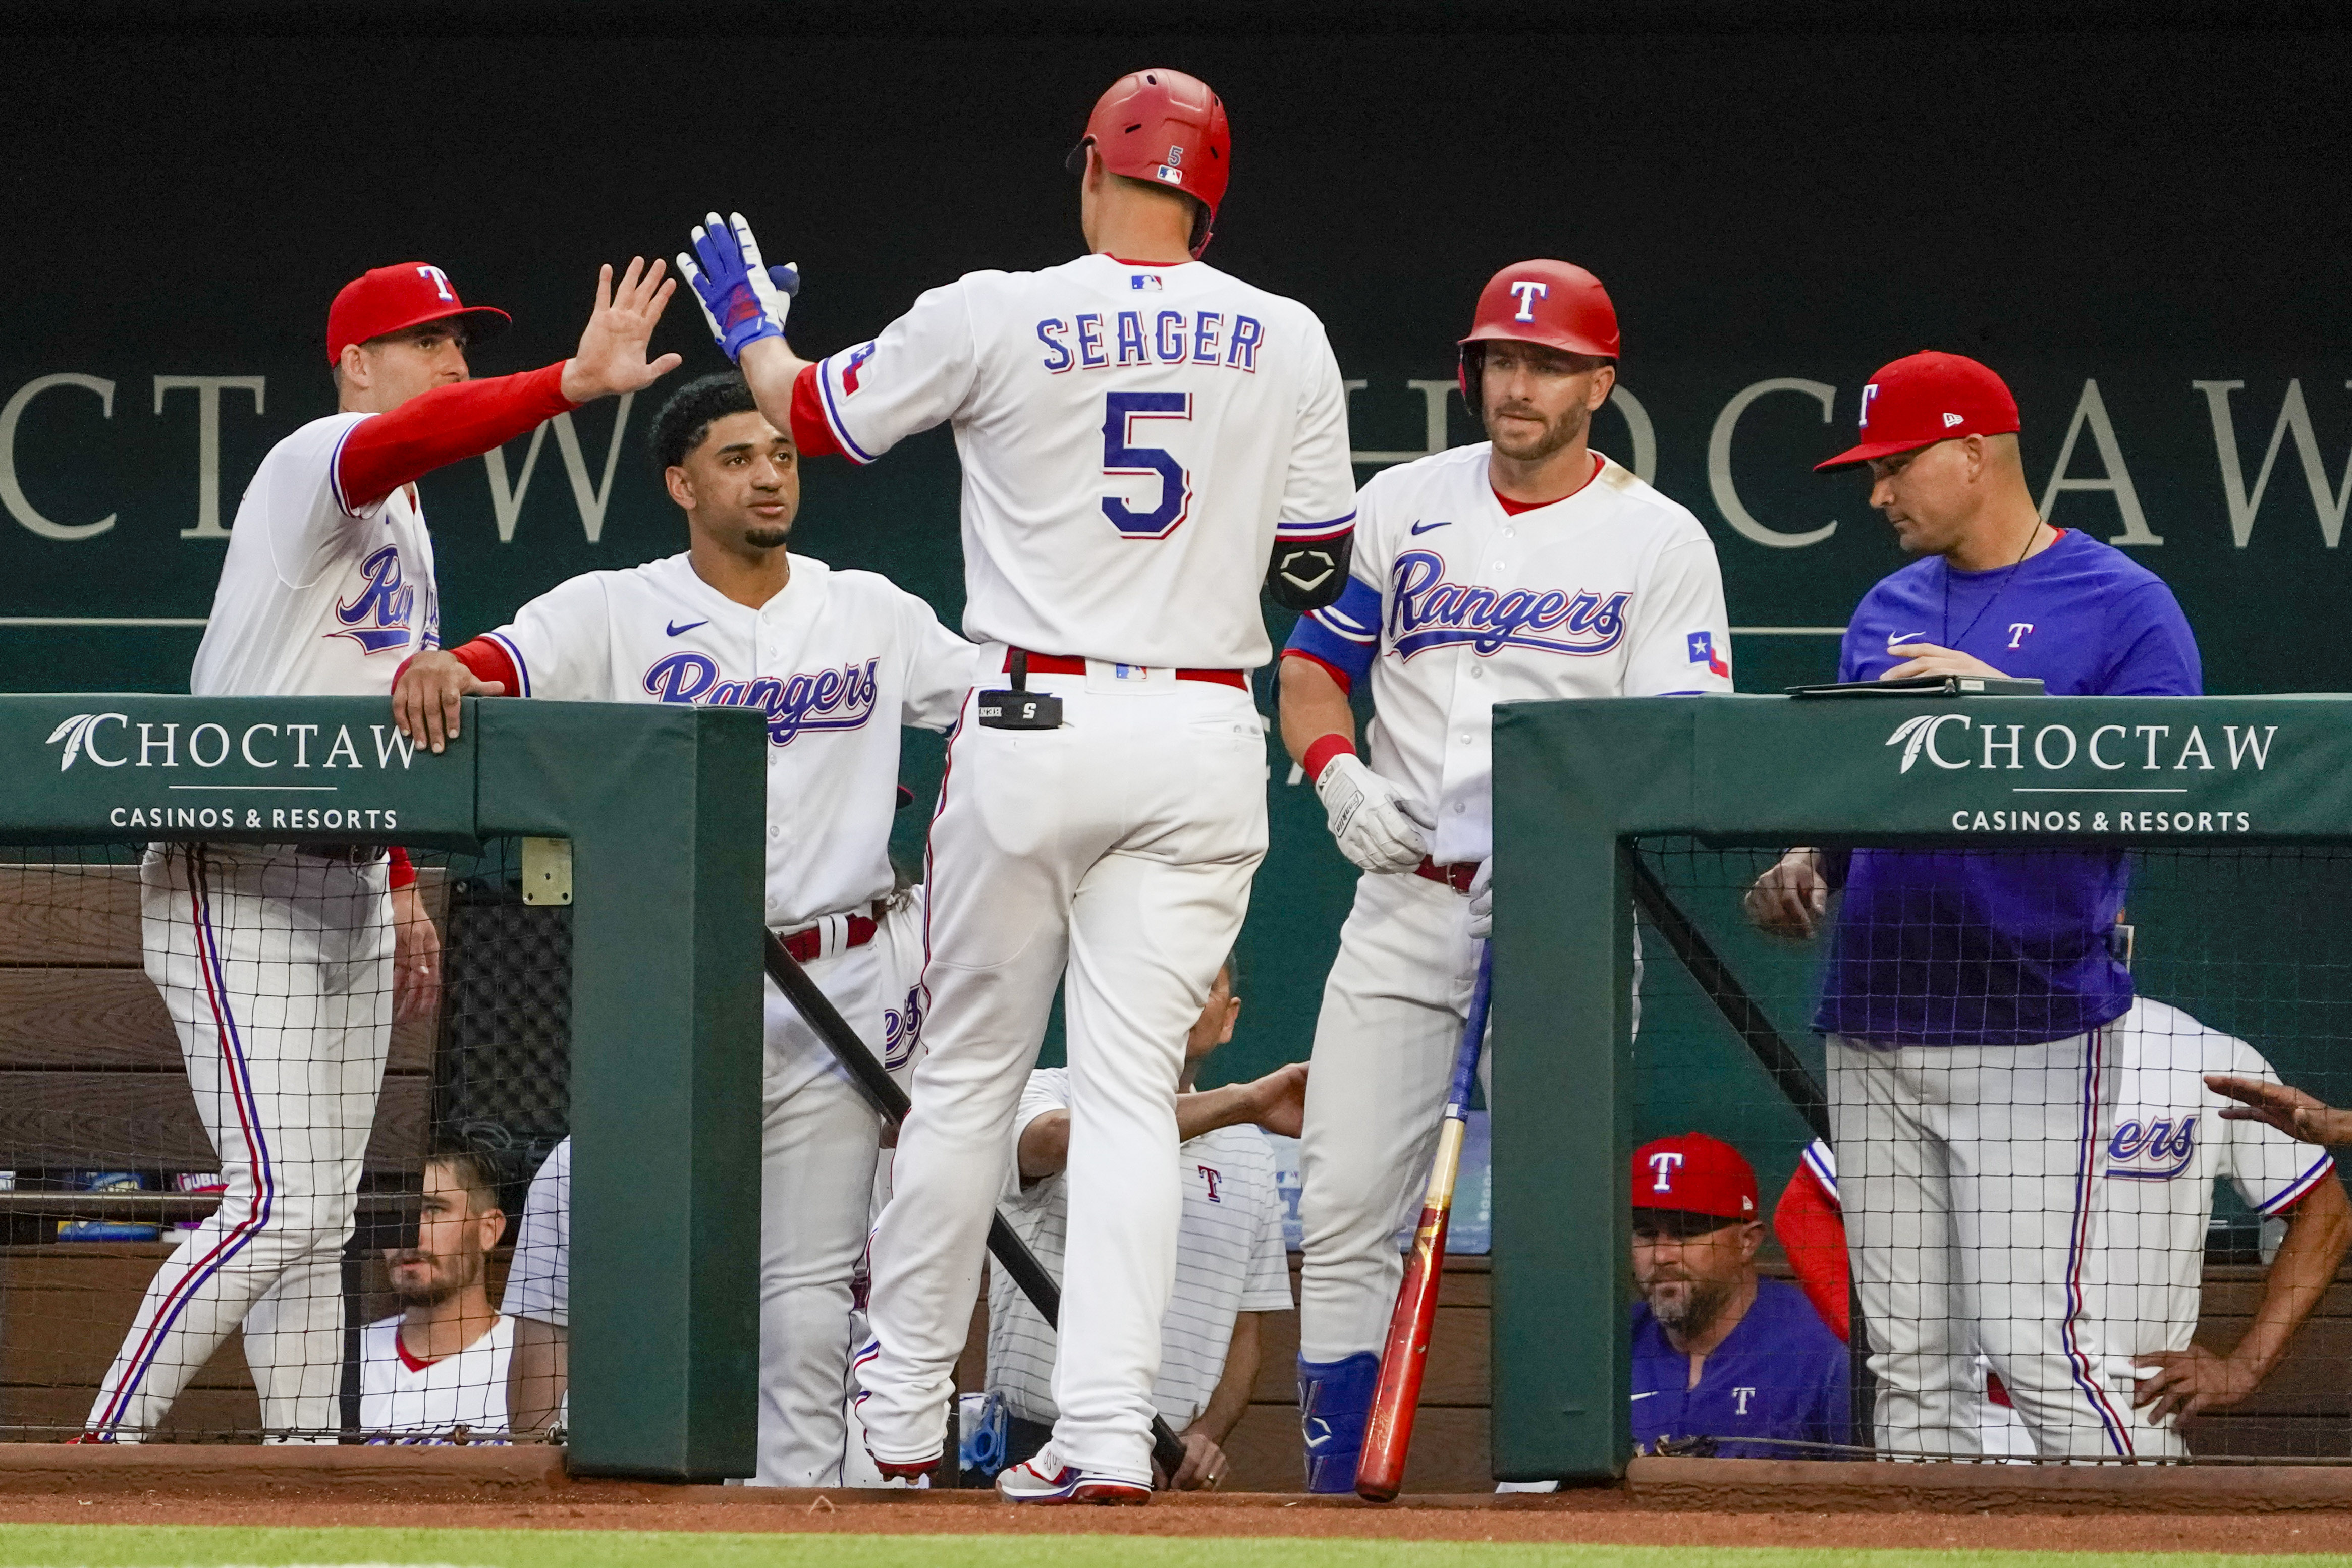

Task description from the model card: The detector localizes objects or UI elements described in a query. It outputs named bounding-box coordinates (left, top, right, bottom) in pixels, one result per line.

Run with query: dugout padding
left=0, top=695, right=765, bottom=1478
left=1490, top=693, right=2352, bottom=1483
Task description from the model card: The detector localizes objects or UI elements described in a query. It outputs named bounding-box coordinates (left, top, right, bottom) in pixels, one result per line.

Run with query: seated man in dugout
left=1624, top=1134, right=1849, bottom=1461
left=1504, top=1132, right=1848, bottom=1492
left=358, top=1149, right=513, bottom=1442
left=968, top=962, right=1304, bottom=1493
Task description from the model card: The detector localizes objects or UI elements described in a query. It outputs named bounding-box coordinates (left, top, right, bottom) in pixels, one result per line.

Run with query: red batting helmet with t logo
left=1068, top=68, right=1231, bottom=257
left=1457, top=259, right=1621, bottom=410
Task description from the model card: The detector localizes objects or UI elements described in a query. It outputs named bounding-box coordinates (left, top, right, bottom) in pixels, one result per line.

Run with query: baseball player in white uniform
left=679, top=67, right=1357, bottom=1501
left=395, top=371, right=974, bottom=1484
left=357, top=1149, right=512, bottom=1442
left=82, top=258, right=678, bottom=1443
left=1278, top=261, right=1732, bottom=1489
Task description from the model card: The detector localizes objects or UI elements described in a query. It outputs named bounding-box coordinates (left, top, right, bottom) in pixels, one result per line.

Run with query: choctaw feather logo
left=46, top=713, right=120, bottom=771
left=1886, top=714, right=1940, bottom=774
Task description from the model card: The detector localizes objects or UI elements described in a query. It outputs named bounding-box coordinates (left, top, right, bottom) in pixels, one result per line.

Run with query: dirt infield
left=5, top=1448, right=2352, bottom=1556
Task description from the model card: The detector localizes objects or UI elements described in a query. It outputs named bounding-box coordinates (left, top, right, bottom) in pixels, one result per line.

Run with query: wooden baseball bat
left=1355, top=941, right=1494, bottom=1502
left=760, top=927, right=1190, bottom=1480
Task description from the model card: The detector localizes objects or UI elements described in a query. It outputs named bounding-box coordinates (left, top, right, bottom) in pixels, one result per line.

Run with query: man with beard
left=358, top=1151, right=512, bottom=1440
left=1277, top=261, right=1733, bottom=1488
left=1626, top=1133, right=1848, bottom=1459
left=392, top=371, right=974, bottom=1483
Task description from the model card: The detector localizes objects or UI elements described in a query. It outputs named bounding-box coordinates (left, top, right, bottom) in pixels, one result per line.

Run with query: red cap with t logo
left=1816, top=350, right=2020, bottom=471
left=326, top=263, right=511, bottom=365
left=1631, top=1132, right=1758, bottom=1220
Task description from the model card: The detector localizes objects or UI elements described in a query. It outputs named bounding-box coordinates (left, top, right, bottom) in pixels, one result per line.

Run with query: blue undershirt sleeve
left=1282, top=574, right=1381, bottom=687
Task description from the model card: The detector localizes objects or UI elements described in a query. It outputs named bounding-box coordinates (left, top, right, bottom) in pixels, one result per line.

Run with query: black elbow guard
left=1266, top=532, right=1354, bottom=612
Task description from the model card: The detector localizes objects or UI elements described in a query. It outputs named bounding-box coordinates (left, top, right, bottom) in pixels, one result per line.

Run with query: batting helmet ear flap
left=1457, top=343, right=1485, bottom=431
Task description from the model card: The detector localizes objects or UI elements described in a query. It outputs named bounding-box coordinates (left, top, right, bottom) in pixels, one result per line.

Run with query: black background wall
left=5, top=6, right=2348, bottom=1090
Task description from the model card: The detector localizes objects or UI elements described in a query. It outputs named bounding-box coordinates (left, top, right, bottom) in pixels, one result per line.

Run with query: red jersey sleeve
left=1773, top=1165, right=1851, bottom=1343
left=335, top=363, right=577, bottom=513
left=789, top=362, right=842, bottom=459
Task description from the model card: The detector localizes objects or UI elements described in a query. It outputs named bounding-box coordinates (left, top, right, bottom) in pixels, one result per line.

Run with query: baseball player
left=1279, top=261, right=1732, bottom=1489
left=1745, top=350, right=2205, bottom=1459
left=680, top=66, right=1358, bottom=1501
left=358, top=1150, right=512, bottom=1442
left=394, top=370, right=973, bottom=1485
left=81, top=258, right=678, bottom=1443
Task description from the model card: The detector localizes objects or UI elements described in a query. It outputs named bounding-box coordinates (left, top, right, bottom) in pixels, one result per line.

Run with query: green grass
left=2, top=1530, right=2349, bottom=1568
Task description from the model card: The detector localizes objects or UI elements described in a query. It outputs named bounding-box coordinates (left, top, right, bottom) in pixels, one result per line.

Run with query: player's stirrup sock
left=1298, top=1351, right=1380, bottom=1493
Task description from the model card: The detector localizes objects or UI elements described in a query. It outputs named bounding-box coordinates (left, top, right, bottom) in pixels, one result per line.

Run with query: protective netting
left=0, top=840, right=571, bottom=1444
left=1629, top=837, right=2352, bottom=1464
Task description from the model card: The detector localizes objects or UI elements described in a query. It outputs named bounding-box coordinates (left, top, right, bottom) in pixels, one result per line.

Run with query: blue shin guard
left=1297, top=1351, right=1381, bottom=1493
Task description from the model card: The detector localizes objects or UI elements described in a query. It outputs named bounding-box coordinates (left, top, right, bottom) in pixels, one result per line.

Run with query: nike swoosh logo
left=667, top=619, right=709, bottom=637
left=1630, top=1391, right=1661, bottom=1401
left=1409, top=520, right=1452, bottom=535
left=1887, top=630, right=1926, bottom=647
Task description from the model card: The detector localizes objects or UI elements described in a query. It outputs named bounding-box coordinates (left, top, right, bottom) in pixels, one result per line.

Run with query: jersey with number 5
left=807, top=254, right=1356, bottom=670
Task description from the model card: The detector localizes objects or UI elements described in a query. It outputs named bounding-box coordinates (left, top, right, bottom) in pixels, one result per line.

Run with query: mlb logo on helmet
left=1632, top=1132, right=1758, bottom=1219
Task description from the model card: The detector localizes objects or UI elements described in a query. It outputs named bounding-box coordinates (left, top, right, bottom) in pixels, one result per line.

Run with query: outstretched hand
left=2207, top=1074, right=2352, bottom=1146
left=560, top=258, right=683, bottom=403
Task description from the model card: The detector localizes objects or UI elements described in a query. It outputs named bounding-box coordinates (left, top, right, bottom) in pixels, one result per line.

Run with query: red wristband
left=387, top=846, right=417, bottom=890
left=1302, top=733, right=1356, bottom=786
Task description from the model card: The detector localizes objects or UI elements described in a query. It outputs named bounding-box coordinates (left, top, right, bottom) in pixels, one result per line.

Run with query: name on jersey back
left=1036, top=310, right=1266, bottom=374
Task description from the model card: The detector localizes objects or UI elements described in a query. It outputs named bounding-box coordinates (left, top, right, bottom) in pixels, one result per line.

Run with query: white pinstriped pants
left=1828, top=1029, right=2180, bottom=1460
left=88, top=845, right=391, bottom=1441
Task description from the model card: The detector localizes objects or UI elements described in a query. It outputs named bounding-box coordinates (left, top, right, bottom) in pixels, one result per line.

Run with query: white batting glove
left=1466, top=858, right=1493, bottom=939
left=1314, top=753, right=1433, bottom=874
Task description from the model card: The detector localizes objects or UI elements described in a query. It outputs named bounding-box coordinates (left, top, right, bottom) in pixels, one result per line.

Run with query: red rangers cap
left=326, top=263, right=512, bottom=365
left=1631, top=1132, right=1758, bottom=1221
left=1815, top=350, right=2020, bottom=471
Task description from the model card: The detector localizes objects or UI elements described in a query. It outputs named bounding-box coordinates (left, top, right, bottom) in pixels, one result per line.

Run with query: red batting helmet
left=1457, top=259, right=1620, bottom=411
left=1067, top=68, right=1231, bottom=257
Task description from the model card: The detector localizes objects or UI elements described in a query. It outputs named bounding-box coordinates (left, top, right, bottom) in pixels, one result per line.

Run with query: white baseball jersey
left=807, top=253, right=1357, bottom=669
left=358, top=1313, right=512, bottom=1439
left=479, top=552, right=977, bottom=927
left=2091, top=999, right=2336, bottom=1355
left=1291, top=444, right=1731, bottom=864
left=192, top=414, right=440, bottom=696
left=502, top=1138, right=570, bottom=1328
left=988, top=1069, right=1293, bottom=1429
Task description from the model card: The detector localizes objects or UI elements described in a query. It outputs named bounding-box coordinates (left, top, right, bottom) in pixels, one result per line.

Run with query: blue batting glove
left=678, top=211, right=792, bottom=362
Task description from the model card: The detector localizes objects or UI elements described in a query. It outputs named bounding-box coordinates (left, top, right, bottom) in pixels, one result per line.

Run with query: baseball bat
left=759, top=928, right=1191, bottom=1481
left=1355, top=941, right=1494, bottom=1503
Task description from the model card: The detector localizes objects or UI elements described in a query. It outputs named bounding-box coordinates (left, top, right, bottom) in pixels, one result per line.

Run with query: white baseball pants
left=89, top=844, right=392, bottom=1441
left=1828, top=1027, right=2176, bottom=1460
left=754, top=935, right=886, bottom=1486
left=1296, top=869, right=1483, bottom=1363
left=859, top=670, right=1267, bottom=1485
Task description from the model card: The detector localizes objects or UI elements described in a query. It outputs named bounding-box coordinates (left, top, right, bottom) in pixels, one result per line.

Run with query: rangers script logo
left=641, top=653, right=883, bottom=747
left=1387, top=549, right=1630, bottom=660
